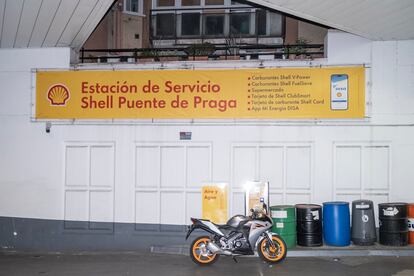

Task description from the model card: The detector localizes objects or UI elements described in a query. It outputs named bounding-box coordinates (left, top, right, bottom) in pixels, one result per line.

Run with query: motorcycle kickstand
left=232, top=256, right=238, bottom=263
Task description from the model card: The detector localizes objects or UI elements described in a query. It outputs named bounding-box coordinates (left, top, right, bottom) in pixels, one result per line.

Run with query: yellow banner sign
left=202, top=184, right=228, bottom=224
left=36, top=67, right=365, bottom=119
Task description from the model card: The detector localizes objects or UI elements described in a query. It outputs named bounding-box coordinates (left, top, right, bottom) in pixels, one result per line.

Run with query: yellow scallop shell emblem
left=47, top=84, right=70, bottom=105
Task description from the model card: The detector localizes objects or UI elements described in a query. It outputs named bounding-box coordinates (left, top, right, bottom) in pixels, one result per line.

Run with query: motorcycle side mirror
left=250, top=209, right=256, bottom=218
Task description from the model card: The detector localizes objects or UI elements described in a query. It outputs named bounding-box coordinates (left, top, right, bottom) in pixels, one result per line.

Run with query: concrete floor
left=1, top=252, right=414, bottom=276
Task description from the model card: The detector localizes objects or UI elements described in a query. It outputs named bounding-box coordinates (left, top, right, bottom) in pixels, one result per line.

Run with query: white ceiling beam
left=247, top=0, right=414, bottom=40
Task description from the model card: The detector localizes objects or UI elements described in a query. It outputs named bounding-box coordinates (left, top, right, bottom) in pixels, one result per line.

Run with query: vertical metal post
left=149, top=9, right=154, bottom=47
left=201, top=9, right=204, bottom=42
left=174, top=10, right=177, bottom=45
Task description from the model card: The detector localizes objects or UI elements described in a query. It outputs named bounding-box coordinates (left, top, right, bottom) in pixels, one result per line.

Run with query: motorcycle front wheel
left=190, top=236, right=220, bottom=265
left=258, top=234, right=287, bottom=263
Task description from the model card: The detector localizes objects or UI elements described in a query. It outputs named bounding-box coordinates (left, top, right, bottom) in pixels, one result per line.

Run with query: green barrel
left=270, top=205, right=296, bottom=248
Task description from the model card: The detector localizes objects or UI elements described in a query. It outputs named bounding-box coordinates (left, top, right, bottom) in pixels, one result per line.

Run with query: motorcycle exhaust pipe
left=206, top=242, right=232, bottom=256
left=206, top=241, right=221, bottom=253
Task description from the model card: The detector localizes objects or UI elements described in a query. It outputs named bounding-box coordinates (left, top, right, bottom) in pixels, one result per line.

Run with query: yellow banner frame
left=35, top=67, right=365, bottom=120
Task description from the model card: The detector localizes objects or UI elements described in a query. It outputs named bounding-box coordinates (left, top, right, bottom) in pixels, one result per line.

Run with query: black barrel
left=378, top=203, right=408, bottom=246
left=296, top=204, right=323, bottom=246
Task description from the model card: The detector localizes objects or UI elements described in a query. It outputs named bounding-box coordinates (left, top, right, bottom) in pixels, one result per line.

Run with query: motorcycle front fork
left=264, top=231, right=277, bottom=250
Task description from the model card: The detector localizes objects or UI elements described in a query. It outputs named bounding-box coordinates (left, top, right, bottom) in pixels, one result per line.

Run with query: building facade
left=1, top=30, right=414, bottom=250
left=83, top=0, right=151, bottom=50
left=83, top=0, right=327, bottom=52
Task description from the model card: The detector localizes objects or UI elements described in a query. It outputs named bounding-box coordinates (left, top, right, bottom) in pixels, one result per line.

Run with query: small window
left=124, top=0, right=140, bottom=14
left=230, top=13, right=250, bottom=35
left=205, top=0, right=224, bottom=5
left=181, top=13, right=201, bottom=36
left=204, top=15, right=225, bottom=36
left=157, top=0, right=175, bottom=7
left=231, top=0, right=242, bottom=4
left=268, top=12, right=283, bottom=36
left=156, top=14, right=175, bottom=37
left=181, top=0, right=200, bottom=6
left=256, top=10, right=266, bottom=35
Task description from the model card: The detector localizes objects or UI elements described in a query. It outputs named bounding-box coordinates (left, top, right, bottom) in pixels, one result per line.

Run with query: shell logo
left=47, top=84, right=70, bottom=106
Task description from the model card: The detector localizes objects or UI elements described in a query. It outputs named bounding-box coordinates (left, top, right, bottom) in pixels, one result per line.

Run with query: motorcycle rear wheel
left=190, top=236, right=220, bottom=265
left=258, top=234, right=287, bottom=263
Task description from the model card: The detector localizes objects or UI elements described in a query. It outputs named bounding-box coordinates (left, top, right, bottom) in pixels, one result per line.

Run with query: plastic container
left=323, top=201, right=350, bottom=246
left=351, top=200, right=376, bottom=245
left=408, top=204, right=414, bottom=245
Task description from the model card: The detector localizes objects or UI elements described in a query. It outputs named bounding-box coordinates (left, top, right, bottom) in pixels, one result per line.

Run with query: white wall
left=0, top=48, right=70, bottom=220
left=326, top=29, right=372, bottom=65
left=0, top=34, right=414, bottom=228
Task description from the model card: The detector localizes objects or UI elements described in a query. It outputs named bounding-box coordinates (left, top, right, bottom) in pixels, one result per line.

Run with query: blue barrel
left=323, top=201, right=350, bottom=246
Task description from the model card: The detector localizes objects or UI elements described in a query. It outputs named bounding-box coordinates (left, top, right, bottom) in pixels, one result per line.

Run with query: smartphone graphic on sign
left=330, top=74, right=348, bottom=110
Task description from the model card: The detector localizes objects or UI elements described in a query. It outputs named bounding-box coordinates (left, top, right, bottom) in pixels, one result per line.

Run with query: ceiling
left=247, top=0, right=414, bottom=40
left=0, top=0, right=413, bottom=51
left=0, top=0, right=114, bottom=50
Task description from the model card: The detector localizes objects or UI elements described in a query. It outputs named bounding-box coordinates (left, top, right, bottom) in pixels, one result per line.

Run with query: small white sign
left=311, top=210, right=320, bottom=221
left=276, top=222, right=284, bottom=228
left=356, top=204, right=369, bottom=209
left=383, top=207, right=399, bottom=216
left=272, top=210, right=288, bottom=219
left=408, top=218, right=414, bottom=232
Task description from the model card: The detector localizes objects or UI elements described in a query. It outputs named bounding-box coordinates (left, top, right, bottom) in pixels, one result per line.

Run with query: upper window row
left=156, top=0, right=245, bottom=7
left=152, top=11, right=283, bottom=38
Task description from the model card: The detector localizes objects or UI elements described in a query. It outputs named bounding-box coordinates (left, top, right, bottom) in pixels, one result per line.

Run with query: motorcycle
left=185, top=206, right=287, bottom=265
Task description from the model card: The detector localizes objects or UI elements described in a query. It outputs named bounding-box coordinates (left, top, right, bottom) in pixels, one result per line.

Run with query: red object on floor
left=408, top=204, right=414, bottom=245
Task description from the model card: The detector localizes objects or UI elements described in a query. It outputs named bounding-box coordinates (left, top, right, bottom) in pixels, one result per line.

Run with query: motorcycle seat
left=195, top=219, right=233, bottom=230
left=216, top=224, right=234, bottom=231
left=196, top=218, right=250, bottom=232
